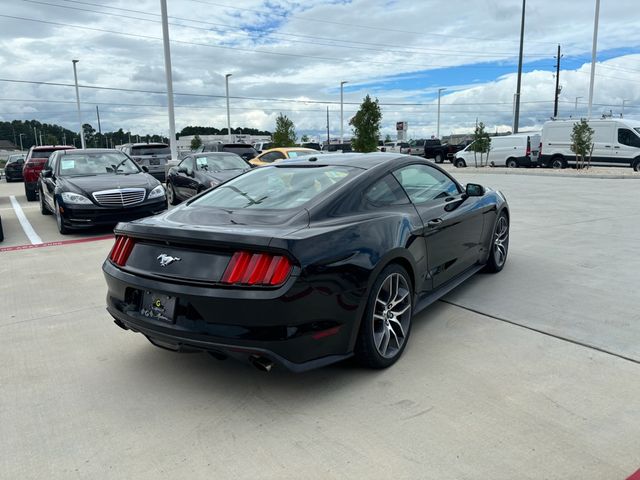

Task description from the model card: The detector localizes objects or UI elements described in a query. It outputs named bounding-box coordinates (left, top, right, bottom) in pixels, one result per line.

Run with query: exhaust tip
left=250, top=355, right=273, bottom=372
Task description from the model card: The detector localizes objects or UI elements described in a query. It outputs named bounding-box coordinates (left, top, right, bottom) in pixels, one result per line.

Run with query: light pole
left=575, top=96, right=582, bottom=115
left=587, top=0, right=600, bottom=118
left=622, top=99, right=631, bottom=117
left=340, top=81, right=348, bottom=143
left=513, top=0, right=526, bottom=133
left=437, top=87, right=446, bottom=139
left=72, top=60, right=86, bottom=149
left=18, top=133, right=25, bottom=150
left=225, top=74, right=232, bottom=143
left=160, top=0, right=178, bottom=160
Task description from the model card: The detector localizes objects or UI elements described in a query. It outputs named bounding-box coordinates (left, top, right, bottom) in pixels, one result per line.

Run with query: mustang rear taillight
left=109, top=235, right=136, bottom=266
left=222, top=251, right=292, bottom=286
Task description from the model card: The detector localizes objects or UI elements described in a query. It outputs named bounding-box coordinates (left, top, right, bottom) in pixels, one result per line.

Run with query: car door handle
left=427, top=218, right=443, bottom=227
left=604, top=145, right=611, bottom=148
left=614, top=146, right=620, bottom=149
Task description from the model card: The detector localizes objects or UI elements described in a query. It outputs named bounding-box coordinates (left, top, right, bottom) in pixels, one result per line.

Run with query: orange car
left=249, top=147, right=318, bottom=167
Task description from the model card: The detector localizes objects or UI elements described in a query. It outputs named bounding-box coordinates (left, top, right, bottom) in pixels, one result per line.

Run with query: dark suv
left=23, top=145, right=75, bottom=201
left=195, top=143, right=258, bottom=161
left=120, top=143, right=172, bottom=181
left=4, top=153, right=26, bottom=182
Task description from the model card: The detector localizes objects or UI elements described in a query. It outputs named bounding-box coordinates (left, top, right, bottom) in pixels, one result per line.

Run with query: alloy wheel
left=493, top=215, right=509, bottom=267
left=372, top=273, right=412, bottom=358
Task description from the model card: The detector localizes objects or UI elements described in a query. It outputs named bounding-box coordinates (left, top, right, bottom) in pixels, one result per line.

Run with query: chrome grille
left=93, top=188, right=146, bottom=207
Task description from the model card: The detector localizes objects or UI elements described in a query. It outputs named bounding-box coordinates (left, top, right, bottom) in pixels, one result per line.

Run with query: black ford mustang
left=166, top=152, right=251, bottom=205
left=39, top=149, right=167, bottom=234
left=103, top=153, right=509, bottom=372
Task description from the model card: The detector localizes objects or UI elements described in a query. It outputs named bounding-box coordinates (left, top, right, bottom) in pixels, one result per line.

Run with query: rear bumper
left=61, top=200, right=167, bottom=228
left=102, top=260, right=360, bottom=371
left=5, top=169, right=23, bottom=181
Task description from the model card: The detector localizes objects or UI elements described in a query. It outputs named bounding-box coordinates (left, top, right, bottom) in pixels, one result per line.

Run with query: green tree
left=190, top=134, right=202, bottom=150
left=272, top=113, right=297, bottom=147
left=44, top=134, right=58, bottom=145
left=384, top=133, right=392, bottom=142
left=300, top=134, right=309, bottom=143
left=470, top=122, right=491, bottom=167
left=349, top=95, right=382, bottom=152
left=570, top=119, right=594, bottom=169
left=82, top=123, right=95, bottom=147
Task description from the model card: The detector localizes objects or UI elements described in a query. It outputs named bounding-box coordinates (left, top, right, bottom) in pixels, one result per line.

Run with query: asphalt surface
left=1, top=174, right=639, bottom=479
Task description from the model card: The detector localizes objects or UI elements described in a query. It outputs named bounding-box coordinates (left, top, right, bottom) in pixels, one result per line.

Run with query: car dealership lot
left=1, top=174, right=639, bottom=479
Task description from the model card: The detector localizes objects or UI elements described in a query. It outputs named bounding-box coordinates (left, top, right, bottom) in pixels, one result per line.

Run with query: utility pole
left=96, top=105, right=102, bottom=146
left=72, top=59, right=86, bottom=149
left=160, top=0, right=178, bottom=160
left=33, top=126, right=37, bottom=146
left=437, top=87, right=446, bottom=138
left=39, top=133, right=43, bottom=146
left=225, top=74, right=232, bottom=143
left=575, top=96, right=582, bottom=115
left=587, top=0, right=600, bottom=118
left=326, top=106, right=330, bottom=146
left=553, top=44, right=562, bottom=118
left=513, top=0, right=526, bottom=133
left=63, top=133, right=66, bottom=145
left=622, top=99, right=630, bottom=117
left=340, top=81, right=348, bottom=143
left=19, top=133, right=25, bottom=150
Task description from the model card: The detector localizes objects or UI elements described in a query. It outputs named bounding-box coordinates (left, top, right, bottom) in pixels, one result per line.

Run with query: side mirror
left=141, top=165, right=149, bottom=173
left=41, top=168, right=52, bottom=178
left=465, top=183, right=485, bottom=197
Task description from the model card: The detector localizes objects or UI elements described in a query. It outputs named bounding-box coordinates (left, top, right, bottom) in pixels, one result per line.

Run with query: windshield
left=191, top=165, right=360, bottom=210
left=287, top=150, right=315, bottom=158
left=635, top=128, right=640, bottom=136
left=195, top=154, right=248, bottom=171
left=58, top=152, right=140, bottom=176
left=222, top=146, right=258, bottom=158
left=131, top=145, right=170, bottom=156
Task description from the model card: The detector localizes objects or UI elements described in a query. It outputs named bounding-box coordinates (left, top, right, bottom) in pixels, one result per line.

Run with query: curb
left=446, top=167, right=640, bottom=180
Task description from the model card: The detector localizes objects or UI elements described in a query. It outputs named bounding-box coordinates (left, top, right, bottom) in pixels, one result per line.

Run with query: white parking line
left=10, top=195, right=43, bottom=245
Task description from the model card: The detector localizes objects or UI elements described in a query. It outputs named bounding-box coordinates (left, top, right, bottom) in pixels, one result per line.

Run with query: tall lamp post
left=18, top=133, right=26, bottom=151
left=72, top=60, right=86, bottom=149
left=622, top=99, right=630, bottom=117
left=437, top=87, right=446, bottom=139
left=160, top=0, right=178, bottom=160
left=225, top=74, right=232, bottom=143
left=587, top=0, right=601, bottom=118
left=340, top=81, right=348, bottom=143
left=575, top=96, right=582, bottom=115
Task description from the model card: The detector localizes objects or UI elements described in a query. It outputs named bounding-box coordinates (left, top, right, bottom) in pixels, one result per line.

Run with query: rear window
left=31, top=150, right=56, bottom=159
left=131, top=145, right=170, bottom=155
left=191, top=165, right=361, bottom=210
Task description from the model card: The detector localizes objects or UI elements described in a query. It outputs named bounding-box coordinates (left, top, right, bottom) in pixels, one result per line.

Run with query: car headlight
left=148, top=185, right=166, bottom=199
left=61, top=192, right=92, bottom=205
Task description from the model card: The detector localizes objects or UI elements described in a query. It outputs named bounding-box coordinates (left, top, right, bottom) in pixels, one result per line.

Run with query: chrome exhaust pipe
left=250, top=356, right=273, bottom=372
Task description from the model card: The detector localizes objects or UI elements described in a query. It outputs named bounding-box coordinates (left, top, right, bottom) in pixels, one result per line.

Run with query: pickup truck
left=423, top=139, right=450, bottom=163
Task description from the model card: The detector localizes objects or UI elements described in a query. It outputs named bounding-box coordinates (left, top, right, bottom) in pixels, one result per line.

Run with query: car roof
left=57, top=148, right=123, bottom=155
left=32, top=145, right=75, bottom=150
left=130, top=143, right=168, bottom=147
left=278, top=152, right=405, bottom=169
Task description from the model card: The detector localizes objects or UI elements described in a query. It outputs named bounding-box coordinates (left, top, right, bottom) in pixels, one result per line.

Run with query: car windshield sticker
left=60, top=159, right=75, bottom=170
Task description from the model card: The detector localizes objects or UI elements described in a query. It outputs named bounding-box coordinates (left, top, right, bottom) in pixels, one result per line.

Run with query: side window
left=179, top=157, right=195, bottom=174
left=393, top=164, right=460, bottom=204
left=45, top=153, right=56, bottom=172
left=260, top=151, right=286, bottom=163
left=50, top=154, right=58, bottom=174
left=618, top=129, right=640, bottom=148
left=363, top=174, right=410, bottom=208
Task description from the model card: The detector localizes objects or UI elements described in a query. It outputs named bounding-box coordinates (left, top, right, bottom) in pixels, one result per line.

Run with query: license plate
left=149, top=158, right=160, bottom=165
left=140, top=291, right=176, bottom=323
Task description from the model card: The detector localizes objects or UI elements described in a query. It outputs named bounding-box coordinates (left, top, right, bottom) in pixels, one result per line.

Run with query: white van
left=539, top=119, right=640, bottom=170
left=453, top=132, right=540, bottom=168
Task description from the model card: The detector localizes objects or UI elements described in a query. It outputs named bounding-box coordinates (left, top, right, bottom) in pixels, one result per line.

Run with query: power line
left=24, top=0, right=552, bottom=59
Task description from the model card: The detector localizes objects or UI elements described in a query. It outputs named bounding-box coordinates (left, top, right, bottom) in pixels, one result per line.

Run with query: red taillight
left=109, top=235, right=135, bottom=266
left=222, top=251, right=292, bottom=286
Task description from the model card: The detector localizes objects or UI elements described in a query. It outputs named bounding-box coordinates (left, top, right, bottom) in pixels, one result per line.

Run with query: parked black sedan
left=103, top=153, right=509, bottom=372
left=4, top=153, right=26, bottom=182
left=39, top=149, right=167, bottom=234
left=166, top=152, right=252, bottom=205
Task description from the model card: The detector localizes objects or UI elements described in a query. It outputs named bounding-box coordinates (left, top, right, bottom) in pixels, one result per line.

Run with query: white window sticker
left=60, top=160, right=75, bottom=170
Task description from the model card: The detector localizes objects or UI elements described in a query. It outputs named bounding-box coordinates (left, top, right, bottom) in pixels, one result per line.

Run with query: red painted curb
left=627, top=469, right=640, bottom=480
left=0, top=234, right=114, bottom=253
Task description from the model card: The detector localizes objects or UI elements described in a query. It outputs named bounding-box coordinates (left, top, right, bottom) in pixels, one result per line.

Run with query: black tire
left=550, top=156, right=565, bottom=169
left=0, top=217, right=4, bottom=242
left=25, top=186, right=37, bottom=201
left=434, top=153, right=443, bottom=164
left=484, top=212, right=509, bottom=273
left=455, top=158, right=467, bottom=168
left=355, top=263, right=413, bottom=369
left=166, top=181, right=179, bottom=205
left=54, top=201, right=69, bottom=234
left=506, top=158, right=518, bottom=168
left=39, top=188, right=51, bottom=215
left=5, top=177, right=12, bottom=183
left=632, top=158, right=640, bottom=172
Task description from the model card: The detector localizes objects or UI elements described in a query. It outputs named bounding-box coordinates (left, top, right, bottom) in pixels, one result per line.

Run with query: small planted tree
left=190, top=134, right=202, bottom=150
left=470, top=122, right=491, bottom=167
left=570, top=119, right=594, bottom=170
left=272, top=113, right=297, bottom=147
left=300, top=134, right=309, bottom=143
left=350, top=94, right=382, bottom=152
left=384, top=133, right=392, bottom=142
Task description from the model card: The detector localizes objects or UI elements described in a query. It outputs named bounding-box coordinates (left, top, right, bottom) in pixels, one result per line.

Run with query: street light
left=225, top=74, right=232, bottom=143
left=437, top=87, right=446, bottom=139
left=72, top=60, right=86, bottom=149
left=18, top=133, right=25, bottom=151
left=587, top=0, right=600, bottom=118
left=575, top=96, right=583, bottom=115
left=340, top=81, right=348, bottom=143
